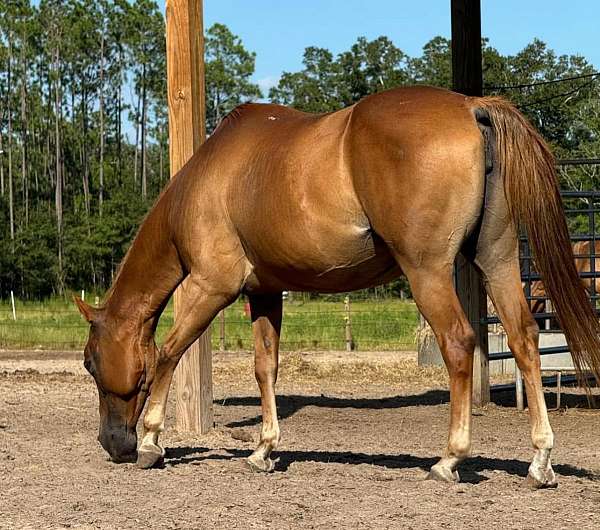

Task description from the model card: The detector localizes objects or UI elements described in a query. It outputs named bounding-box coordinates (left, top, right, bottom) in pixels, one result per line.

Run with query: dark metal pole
left=451, top=0, right=490, bottom=406
left=451, top=0, right=482, bottom=96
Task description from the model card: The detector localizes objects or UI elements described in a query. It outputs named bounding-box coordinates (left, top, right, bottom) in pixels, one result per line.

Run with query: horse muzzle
left=98, top=424, right=138, bottom=463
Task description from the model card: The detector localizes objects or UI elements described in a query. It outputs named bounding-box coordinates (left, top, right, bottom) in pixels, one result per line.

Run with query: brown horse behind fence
left=529, top=240, right=600, bottom=316
left=75, top=86, right=600, bottom=489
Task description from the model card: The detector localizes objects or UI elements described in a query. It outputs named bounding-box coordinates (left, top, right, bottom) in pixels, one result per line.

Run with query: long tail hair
left=476, top=96, right=600, bottom=388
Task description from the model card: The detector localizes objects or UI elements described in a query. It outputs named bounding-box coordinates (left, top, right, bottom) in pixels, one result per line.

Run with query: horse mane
left=214, top=103, right=256, bottom=133
left=102, top=188, right=173, bottom=309
left=102, top=242, right=136, bottom=307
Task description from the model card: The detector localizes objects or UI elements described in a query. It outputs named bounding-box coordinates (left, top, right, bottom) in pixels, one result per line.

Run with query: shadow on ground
left=164, top=446, right=598, bottom=484
left=221, top=389, right=593, bottom=429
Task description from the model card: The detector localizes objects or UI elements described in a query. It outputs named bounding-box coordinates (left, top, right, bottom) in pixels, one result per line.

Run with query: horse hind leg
left=403, top=264, right=476, bottom=482
left=246, top=293, right=282, bottom=473
left=476, top=248, right=557, bottom=488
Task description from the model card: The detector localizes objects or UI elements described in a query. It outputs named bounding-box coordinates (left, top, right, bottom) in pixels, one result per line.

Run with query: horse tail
left=474, top=96, right=600, bottom=388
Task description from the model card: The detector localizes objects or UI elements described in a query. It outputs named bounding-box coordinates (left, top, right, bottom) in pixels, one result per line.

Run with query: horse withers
left=75, top=86, right=600, bottom=488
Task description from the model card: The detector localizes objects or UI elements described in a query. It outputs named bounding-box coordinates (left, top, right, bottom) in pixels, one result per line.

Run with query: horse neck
left=103, top=197, right=183, bottom=334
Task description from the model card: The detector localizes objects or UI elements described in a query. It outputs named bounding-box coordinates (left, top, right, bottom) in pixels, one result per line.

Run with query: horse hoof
left=246, top=454, right=275, bottom=473
left=525, top=469, right=558, bottom=489
left=426, top=464, right=460, bottom=483
left=137, top=446, right=164, bottom=469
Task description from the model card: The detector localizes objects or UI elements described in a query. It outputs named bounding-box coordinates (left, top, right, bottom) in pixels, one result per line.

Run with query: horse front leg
left=137, top=356, right=178, bottom=469
left=246, top=293, right=282, bottom=473
left=137, top=273, right=239, bottom=469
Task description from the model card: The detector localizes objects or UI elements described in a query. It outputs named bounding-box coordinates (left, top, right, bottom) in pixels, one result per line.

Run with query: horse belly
left=242, top=228, right=401, bottom=293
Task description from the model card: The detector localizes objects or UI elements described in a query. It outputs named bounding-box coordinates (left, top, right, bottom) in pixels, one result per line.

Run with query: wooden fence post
left=451, top=0, right=490, bottom=407
left=10, top=290, right=16, bottom=321
left=344, top=295, right=353, bottom=352
left=219, top=309, right=225, bottom=351
left=166, top=0, right=213, bottom=433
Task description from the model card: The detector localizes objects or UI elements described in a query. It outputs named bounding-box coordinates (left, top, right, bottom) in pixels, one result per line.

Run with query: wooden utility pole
left=165, top=0, right=213, bottom=433
left=451, top=0, right=490, bottom=406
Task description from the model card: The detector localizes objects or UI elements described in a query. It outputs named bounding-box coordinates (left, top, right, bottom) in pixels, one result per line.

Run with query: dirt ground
left=1, top=349, right=600, bottom=530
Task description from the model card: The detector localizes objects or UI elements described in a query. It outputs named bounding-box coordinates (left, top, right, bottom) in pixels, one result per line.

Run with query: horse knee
left=523, top=314, right=540, bottom=343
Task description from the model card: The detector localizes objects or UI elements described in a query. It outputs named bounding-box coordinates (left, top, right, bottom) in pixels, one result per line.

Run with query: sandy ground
left=1, top=349, right=600, bottom=530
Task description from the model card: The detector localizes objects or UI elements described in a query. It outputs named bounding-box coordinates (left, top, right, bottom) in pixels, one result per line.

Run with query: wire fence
left=0, top=295, right=419, bottom=352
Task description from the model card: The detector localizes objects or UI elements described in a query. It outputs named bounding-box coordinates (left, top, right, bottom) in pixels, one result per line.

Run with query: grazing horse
left=529, top=240, right=600, bottom=315
left=75, top=86, right=600, bottom=488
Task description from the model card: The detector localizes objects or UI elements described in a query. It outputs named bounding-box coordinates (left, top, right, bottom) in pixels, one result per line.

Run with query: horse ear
left=74, top=296, right=97, bottom=323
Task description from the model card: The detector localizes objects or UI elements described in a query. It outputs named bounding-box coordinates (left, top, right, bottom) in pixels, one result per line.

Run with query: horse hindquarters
left=347, top=93, right=491, bottom=481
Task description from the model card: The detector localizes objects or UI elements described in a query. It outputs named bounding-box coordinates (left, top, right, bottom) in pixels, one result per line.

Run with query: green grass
left=0, top=297, right=418, bottom=351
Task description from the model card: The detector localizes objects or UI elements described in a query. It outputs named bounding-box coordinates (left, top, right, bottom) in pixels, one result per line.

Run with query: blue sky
left=157, top=0, right=600, bottom=95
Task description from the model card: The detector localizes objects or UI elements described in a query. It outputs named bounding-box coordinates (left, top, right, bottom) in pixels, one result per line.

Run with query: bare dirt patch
left=1, top=350, right=599, bottom=529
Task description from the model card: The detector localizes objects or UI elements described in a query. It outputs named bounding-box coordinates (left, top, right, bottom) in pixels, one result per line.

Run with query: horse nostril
left=98, top=425, right=138, bottom=463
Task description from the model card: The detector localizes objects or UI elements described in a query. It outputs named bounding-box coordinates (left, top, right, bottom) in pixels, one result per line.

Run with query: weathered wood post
left=166, top=0, right=213, bottom=433
left=451, top=0, right=490, bottom=406
left=344, top=295, right=353, bottom=352
left=10, top=290, right=16, bottom=321
left=219, top=309, right=226, bottom=351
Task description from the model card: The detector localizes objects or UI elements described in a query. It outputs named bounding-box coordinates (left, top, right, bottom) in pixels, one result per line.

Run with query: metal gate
left=485, top=159, right=600, bottom=408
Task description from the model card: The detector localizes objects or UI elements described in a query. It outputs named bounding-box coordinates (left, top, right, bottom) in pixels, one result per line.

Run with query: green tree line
left=1, top=1, right=598, bottom=299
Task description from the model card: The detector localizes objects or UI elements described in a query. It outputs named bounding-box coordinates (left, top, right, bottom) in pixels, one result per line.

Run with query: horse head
left=75, top=296, right=155, bottom=463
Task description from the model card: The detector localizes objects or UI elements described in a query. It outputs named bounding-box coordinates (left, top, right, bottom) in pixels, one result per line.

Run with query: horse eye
left=84, top=358, right=93, bottom=374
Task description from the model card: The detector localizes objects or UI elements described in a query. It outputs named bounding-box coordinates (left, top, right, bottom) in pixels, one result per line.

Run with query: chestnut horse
left=75, top=86, right=600, bottom=488
left=529, top=240, right=600, bottom=315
